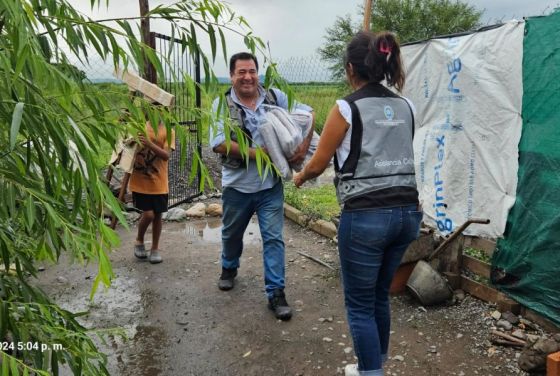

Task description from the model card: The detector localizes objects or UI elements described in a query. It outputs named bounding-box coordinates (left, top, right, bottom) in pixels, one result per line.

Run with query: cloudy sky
left=74, top=0, right=559, bottom=77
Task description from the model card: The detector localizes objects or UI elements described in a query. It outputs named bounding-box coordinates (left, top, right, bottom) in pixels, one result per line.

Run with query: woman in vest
left=294, top=31, right=422, bottom=376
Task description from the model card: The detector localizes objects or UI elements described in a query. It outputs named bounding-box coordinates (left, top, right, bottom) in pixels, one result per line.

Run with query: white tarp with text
left=402, top=21, right=524, bottom=237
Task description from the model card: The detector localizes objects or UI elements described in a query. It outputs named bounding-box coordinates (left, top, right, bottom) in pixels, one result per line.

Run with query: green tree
left=319, top=0, right=483, bottom=79
left=0, top=0, right=286, bottom=374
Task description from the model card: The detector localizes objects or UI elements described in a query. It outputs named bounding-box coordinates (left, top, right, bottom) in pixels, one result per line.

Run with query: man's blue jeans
left=338, top=205, right=422, bottom=374
left=221, top=182, right=285, bottom=298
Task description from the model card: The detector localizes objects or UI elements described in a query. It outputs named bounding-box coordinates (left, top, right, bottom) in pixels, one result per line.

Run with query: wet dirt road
left=38, top=216, right=527, bottom=375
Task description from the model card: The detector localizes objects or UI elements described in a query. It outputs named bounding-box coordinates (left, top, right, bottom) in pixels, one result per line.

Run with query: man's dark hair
left=229, top=52, right=259, bottom=74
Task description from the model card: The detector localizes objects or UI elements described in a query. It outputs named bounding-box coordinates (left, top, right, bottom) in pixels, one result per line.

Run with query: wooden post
left=139, top=0, right=156, bottom=83
left=363, top=0, right=373, bottom=31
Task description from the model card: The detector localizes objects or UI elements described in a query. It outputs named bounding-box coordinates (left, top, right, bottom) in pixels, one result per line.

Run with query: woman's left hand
left=293, top=172, right=305, bottom=188
left=138, top=134, right=153, bottom=149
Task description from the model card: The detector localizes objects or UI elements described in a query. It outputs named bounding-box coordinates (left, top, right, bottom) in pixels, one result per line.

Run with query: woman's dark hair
left=229, top=52, right=259, bottom=73
left=344, top=31, right=405, bottom=91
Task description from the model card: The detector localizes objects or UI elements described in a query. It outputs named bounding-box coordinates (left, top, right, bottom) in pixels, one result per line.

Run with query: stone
left=491, top=310, right=502, bottom=321
left=392, top=355, right=405, bottom=362
left=501, top=311, right=519, bottom=325
left=453, top=289, right=465, bottom=302
left=206, top=203, right=223, bottom=217
left=511, top=329, right=527, bottom=341
left=56, top=276, right=68, bottom=284
left=527, top=334, right=541, bottom=343
left=185, top=203, right=206, bottom=217
left=496, top=319, right=513, bottom=331
left=163, top=207, right=187, bottom=221
left=323, top=337, right=333, bottom=342
left=125, top=211, right=141, bottom=222
left=534, top=338, right=560, bottom=354
left=519, top=336, right=560, bottom=373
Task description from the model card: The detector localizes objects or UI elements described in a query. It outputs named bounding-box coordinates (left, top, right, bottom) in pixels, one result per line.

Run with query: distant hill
left=88, top=78, right=122, bottom=84
left=86, top=75, right=266, bottom=85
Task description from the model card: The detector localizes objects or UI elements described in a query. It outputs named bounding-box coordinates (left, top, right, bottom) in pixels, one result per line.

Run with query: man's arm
left=209, top=97, right=265, bottom=161
left=212, top=142, right=262, bottom=160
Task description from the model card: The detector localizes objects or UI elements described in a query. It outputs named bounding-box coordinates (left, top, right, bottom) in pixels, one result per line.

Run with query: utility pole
left=139, top=0, right=156, bottom=83
left=363, top=0, right=373, bottom=31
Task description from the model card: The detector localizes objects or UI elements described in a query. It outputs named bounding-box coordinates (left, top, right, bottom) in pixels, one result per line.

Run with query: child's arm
left=138, top=134, right=170, bottom=161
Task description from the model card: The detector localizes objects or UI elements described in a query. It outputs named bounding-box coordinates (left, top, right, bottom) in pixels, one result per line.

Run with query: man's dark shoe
left=268, top=288, right=292, bottom=321
left=218, top=267, right=237, bottom=291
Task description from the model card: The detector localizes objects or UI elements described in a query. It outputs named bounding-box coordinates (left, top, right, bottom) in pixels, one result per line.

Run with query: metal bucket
left=406, top=260, right=453, bottom=306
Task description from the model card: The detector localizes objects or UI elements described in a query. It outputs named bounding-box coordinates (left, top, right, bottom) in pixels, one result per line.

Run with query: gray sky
left=74, top=0, right=559, bottom=77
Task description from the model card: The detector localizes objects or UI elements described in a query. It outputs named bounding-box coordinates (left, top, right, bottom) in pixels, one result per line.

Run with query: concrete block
left=309, top=219, right=337, bottom=239
left=283, top=203, right=308, bottom=226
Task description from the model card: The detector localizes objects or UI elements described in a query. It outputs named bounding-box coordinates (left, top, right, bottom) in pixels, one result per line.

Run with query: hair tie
left=379, top=40, right=392, bottom=62
left=379, top=40, right=392, bottom=54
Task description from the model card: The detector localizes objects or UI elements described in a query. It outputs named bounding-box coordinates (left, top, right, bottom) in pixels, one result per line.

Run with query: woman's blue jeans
left=221, top=182, right=285, bottom=298
left=338, top=205, right=422, bottom=374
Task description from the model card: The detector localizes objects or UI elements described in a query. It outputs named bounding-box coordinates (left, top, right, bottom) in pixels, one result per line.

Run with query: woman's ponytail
left=375, top=32, right=405, bottom=91
left=346, top=31, right=405, bottom=91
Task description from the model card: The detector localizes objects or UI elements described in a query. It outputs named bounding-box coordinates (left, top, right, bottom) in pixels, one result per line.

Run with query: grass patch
left=284, top=183, right=340, bottom=221
left=463, top=247, right=491, bottom=264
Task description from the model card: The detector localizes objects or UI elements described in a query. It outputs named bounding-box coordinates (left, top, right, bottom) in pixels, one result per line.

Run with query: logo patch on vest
left=384, top=105, right=394, bottom=120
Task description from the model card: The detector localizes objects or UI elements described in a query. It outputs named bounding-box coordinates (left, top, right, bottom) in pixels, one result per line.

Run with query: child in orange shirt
left=129, top=122, right=175, bottom=263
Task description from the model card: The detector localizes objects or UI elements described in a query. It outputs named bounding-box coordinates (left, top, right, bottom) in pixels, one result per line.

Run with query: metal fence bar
left=152, top=32, right=202, bottom=208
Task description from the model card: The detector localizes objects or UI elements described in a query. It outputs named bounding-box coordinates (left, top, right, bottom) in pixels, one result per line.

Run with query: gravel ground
left=40, top=145, right=551, bottom=375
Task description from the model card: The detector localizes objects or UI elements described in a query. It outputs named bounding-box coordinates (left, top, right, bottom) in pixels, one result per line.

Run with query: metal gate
left=152, top=32, right=202, bottom=207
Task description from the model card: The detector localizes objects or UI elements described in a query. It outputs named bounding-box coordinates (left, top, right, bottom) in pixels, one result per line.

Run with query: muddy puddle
left=165, top=217, right=263, bottom=245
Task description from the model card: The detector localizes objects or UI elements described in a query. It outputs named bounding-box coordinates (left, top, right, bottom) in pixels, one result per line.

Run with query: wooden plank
left=461, top=276, right=501, bottom=303
left=461, top=276, right=519, bottom=313
left=438, top=235, right=463, bottom=274
left=114, top=67, right=175, bottom=107
left=462, top=254, right=491, bottom=279
left=521, top=307, right=560, bottom=333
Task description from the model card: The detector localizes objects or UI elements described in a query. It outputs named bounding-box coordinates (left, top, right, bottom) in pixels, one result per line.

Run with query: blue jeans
left=221, top=182, right=285, bottom=298
left=338, top=205, right=422, bottom=374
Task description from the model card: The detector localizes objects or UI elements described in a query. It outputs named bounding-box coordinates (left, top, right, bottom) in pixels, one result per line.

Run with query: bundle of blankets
left=260, top=106, right=314, bottom=180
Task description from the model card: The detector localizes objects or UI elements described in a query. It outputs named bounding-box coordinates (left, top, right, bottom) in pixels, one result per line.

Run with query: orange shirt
left=129, top=123, right=175, bottom=194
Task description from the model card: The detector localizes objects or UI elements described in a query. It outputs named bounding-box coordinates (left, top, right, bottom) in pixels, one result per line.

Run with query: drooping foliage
left=0, top=0, right=288, bottom=373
